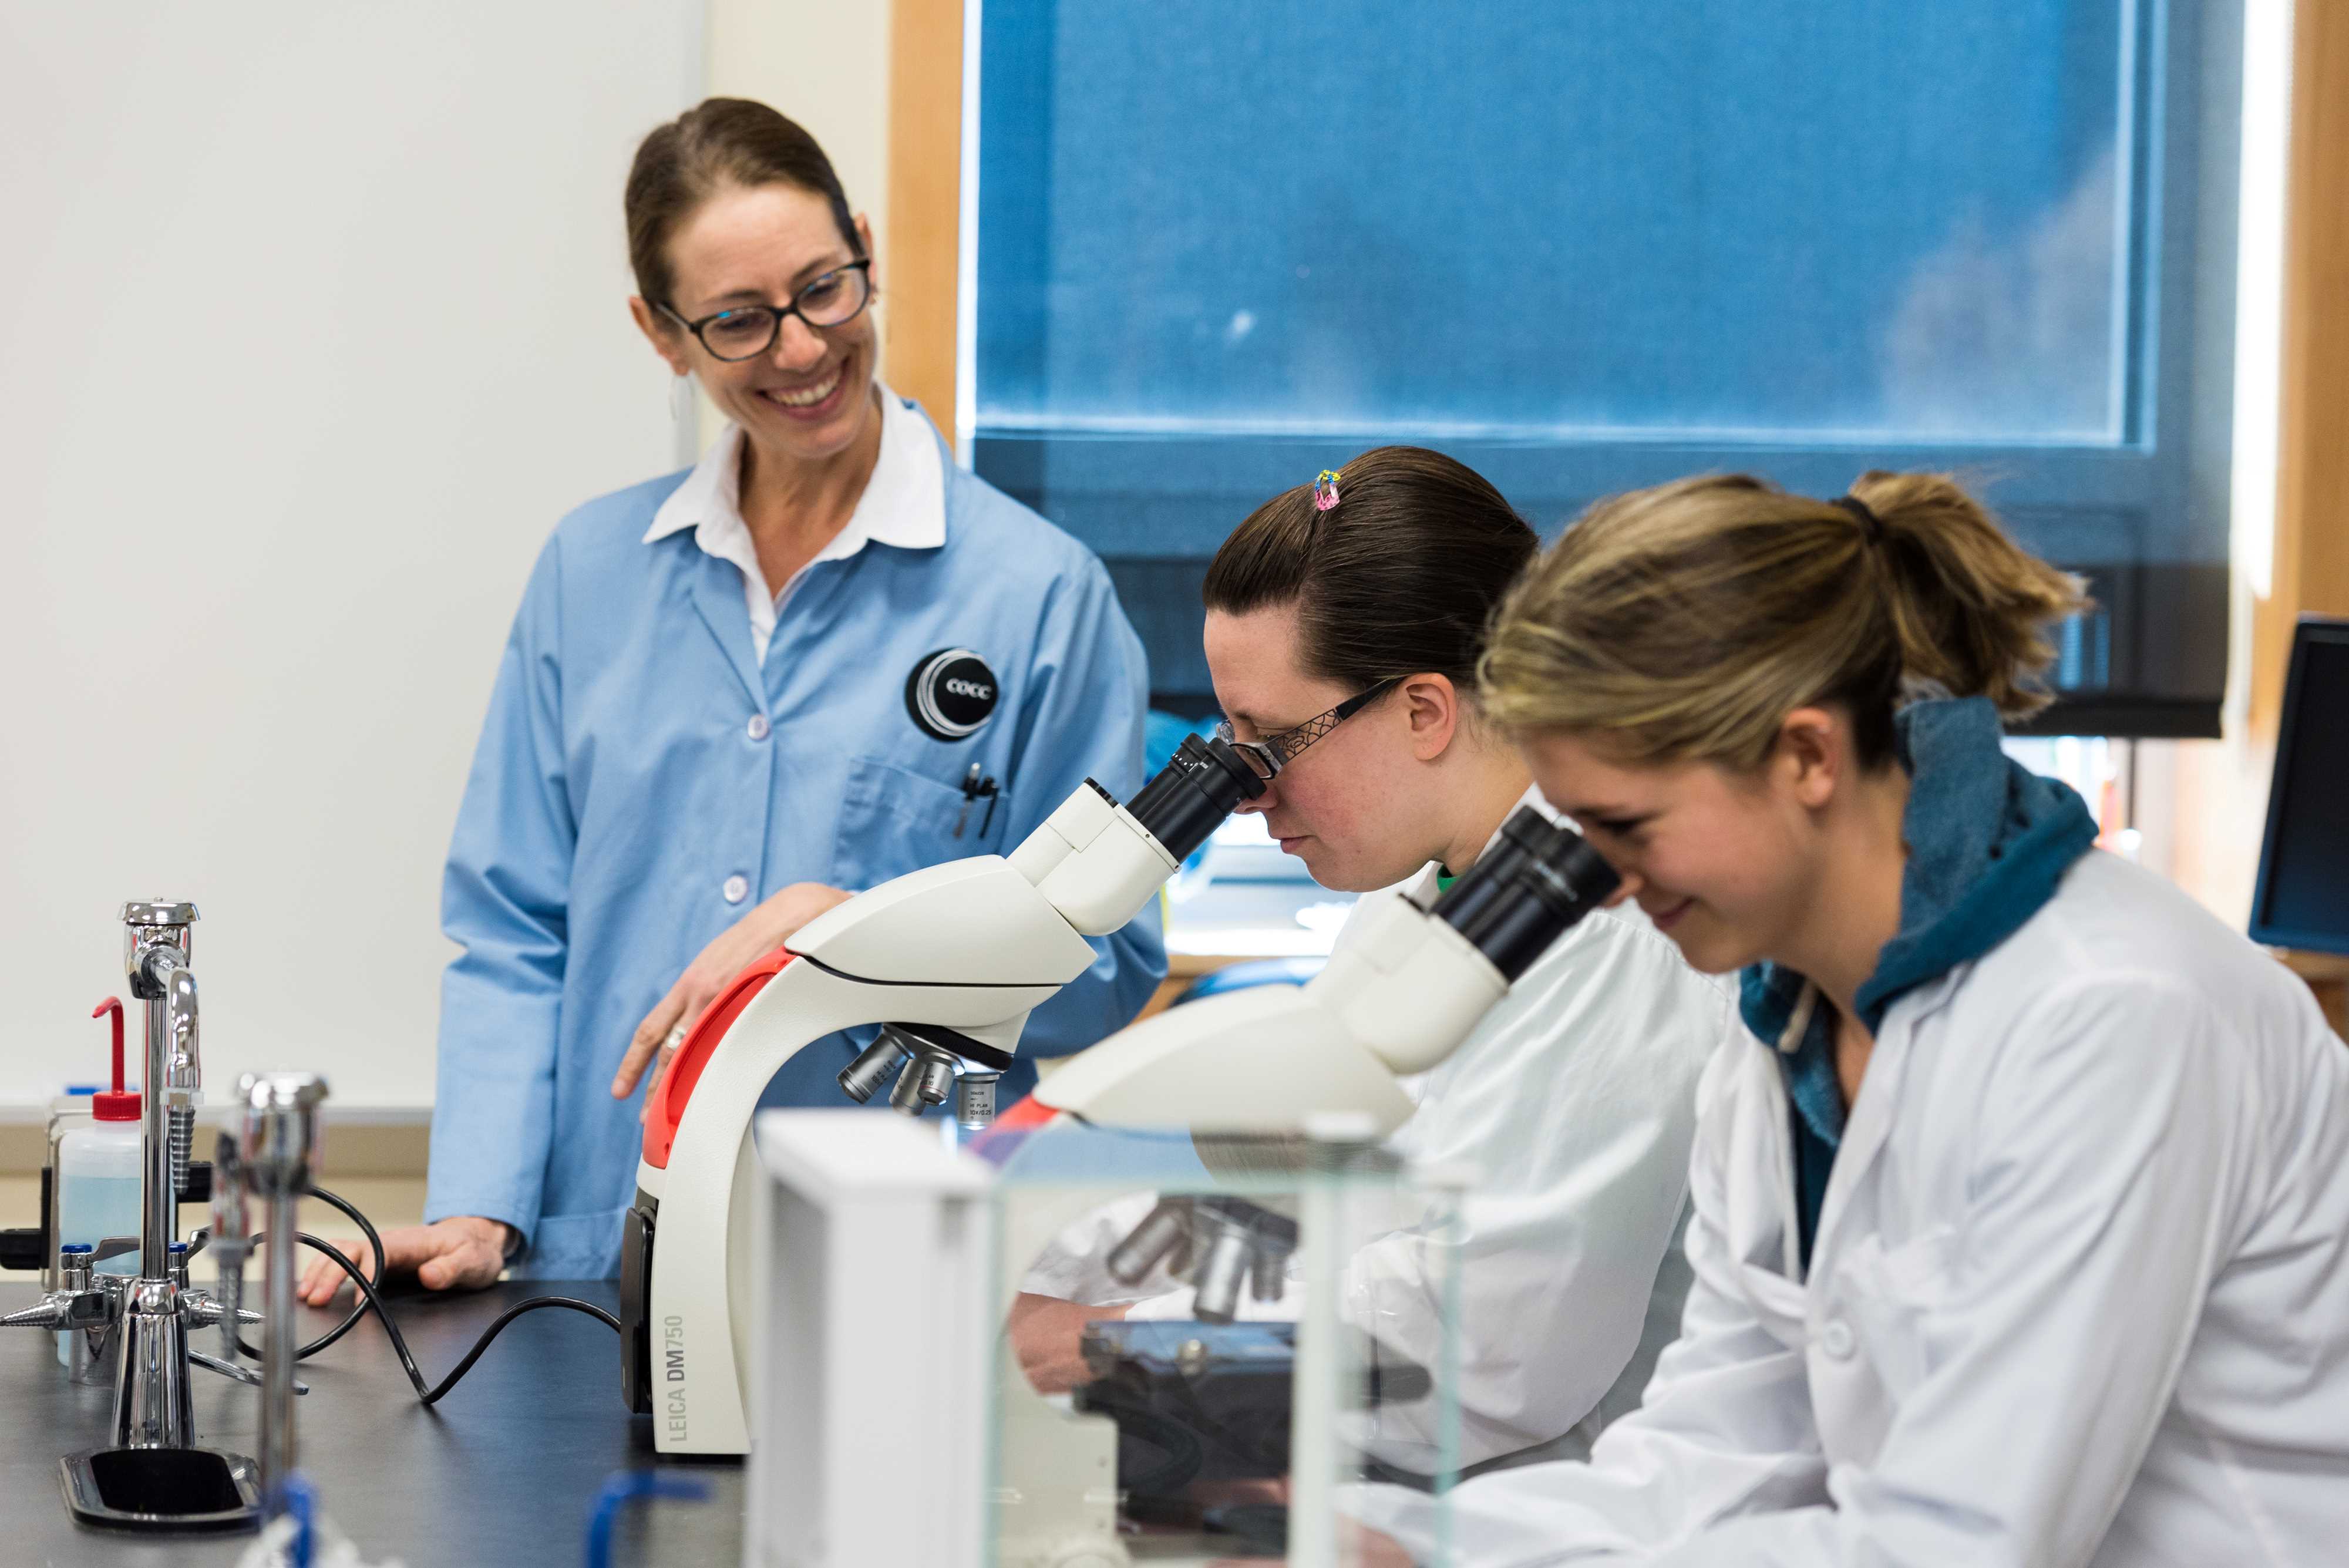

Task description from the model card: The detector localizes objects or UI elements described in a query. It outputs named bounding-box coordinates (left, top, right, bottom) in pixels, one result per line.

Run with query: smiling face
left=1516, top=728, right=1830, bottom=975
left=1203, top=603, right=1453, bottom=892
left=630, top=180, right=879, bottom=465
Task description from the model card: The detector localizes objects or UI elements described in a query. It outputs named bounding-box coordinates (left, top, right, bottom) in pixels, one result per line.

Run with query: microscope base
left=59, top=1445, right=262, bottom=1533
left=618, top=1189, right=657, bottom=1414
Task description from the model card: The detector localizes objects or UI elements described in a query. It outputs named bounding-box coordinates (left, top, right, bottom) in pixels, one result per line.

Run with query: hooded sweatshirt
left=1738, top=695, right=2101, bottom=1270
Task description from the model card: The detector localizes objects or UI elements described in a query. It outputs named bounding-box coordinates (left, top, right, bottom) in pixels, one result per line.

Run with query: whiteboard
left=0, top=4, right=703, bottom=1107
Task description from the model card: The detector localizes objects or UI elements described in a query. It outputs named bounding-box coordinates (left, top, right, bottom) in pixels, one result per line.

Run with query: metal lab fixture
left=214, top=1071, right=330, bottom=1510
left=2, top=902, right=267, bottom=1531
left=124, top=902, right=204, bottom=1281
left=112, top=900, right=210, bottom=1446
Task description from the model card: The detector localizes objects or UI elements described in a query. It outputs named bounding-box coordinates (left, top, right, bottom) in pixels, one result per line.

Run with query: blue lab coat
left=423, top=418, right=1162, bottom=1277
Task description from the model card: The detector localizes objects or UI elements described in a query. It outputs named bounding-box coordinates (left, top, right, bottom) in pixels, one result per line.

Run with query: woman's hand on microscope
left=611, top=881, right=856, bottom=1114
left=294, top=1215, right=516, bottom=1306
left=1008, top=1292, right=1136, bottom=1395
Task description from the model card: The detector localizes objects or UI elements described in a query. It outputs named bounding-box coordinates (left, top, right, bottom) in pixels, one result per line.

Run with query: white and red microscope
left=620, top=735, right=1266, bottom=1455
left=741, top=805, right=1625, bottom=1567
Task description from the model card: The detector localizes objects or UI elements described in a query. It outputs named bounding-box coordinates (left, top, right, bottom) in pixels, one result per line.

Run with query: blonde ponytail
left=1479, top=470, right=2088, bottom=769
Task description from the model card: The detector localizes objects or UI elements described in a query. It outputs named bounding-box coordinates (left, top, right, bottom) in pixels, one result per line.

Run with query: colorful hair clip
left=1313, top=469, right=1342, bottom=511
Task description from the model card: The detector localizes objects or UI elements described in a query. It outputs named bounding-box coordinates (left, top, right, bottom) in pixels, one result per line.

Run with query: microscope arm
left=998, top=891, right=1511, bottom=1332
left=628, top=738, right=1266, bottom=1455
left=1027, top=891, right=1482, bottom=1136
left=1032, top=806, right=1623, bottom=1135
left=641, top=732, right=1270, bottom=1173
left=642, top=732, right=1258, bottom=1163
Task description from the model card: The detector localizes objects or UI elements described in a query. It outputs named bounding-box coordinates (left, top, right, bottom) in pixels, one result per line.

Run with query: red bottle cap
left=90, top=997, right=140, bottom=1122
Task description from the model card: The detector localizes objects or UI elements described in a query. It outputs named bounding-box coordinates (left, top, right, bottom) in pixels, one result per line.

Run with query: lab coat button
left=746, top=713, right=770, bottom=741
left=1819, top=1317, right=1856, bottom=1361
left=722, top=874, right=750, bottom=905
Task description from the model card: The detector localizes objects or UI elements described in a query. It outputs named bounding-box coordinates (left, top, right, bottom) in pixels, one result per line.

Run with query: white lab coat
left=1352, top=850, right=2349, bottom=1564
left=1025, top=799, right=1734, bottom=1471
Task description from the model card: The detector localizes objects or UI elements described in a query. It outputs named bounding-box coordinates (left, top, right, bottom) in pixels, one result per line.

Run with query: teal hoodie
left=1738, top=696, right=2101, bottom=1271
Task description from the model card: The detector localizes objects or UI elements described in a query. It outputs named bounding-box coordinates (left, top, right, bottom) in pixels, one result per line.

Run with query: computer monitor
left=2249, top=617, right=2349, bottom=955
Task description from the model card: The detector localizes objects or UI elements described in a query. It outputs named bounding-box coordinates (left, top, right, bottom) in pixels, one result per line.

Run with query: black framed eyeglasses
left=659, top=259, right=874, bottom=361
left=1213, top=678, right=1401, bottom=782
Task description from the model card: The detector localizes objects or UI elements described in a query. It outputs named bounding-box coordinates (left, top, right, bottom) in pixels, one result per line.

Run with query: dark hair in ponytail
left=1203, top=445, right=1537, bottom=697
left=625, top=97, right=861, bottom=309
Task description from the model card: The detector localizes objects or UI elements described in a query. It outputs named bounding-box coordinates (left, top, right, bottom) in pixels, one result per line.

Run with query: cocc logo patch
left=905, top=648, right=999, bottom=741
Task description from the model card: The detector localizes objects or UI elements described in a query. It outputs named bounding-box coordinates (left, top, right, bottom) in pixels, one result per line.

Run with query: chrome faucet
left=123, top=901, right=201, bottom=1281
left=5, top=901, right=268, bottom=1530
left=112, top=900, right=207, bottom=1444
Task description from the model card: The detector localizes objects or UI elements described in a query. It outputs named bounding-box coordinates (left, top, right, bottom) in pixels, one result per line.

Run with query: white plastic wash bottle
left=55, top=998, right=143, bottom=1365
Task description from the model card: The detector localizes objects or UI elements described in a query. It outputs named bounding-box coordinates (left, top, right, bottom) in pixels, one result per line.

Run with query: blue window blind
left=974, top=1, right=2240, bottom=736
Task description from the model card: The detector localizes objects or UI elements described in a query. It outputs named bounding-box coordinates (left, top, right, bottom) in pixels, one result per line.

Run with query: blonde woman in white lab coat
left=1349, top=471, right=2349, bottom=1564
left=1014, top=446, right=1734, bottom=1473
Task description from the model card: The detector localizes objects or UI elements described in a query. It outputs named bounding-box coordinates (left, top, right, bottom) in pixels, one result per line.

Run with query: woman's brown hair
left=1479, top=470, right=2089, bottom=769
left=1203, top=445, right=1537, bottom=696
left=624, top=97, right=861, bottom=309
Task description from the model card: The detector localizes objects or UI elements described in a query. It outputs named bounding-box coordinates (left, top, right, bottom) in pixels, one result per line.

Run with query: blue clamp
left=584, top=1471, right=712, bottom=1568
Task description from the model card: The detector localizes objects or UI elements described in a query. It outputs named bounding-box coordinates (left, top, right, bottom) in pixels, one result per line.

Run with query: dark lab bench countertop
left=0, top=1280, right=742, bottom=1567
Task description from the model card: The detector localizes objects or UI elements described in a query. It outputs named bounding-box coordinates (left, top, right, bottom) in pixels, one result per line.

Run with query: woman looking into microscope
left=1016, top=447, right=1732, bottom=1474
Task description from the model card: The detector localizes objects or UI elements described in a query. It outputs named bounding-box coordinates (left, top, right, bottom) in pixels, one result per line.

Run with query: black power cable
left=299, top=1183, right=388, bottom=1357
left=283, top=1233, right=617, bottom=1406
left=206, top=1183, right=618, bottom=1406
left=199, top=1182, right=383, bottom=1362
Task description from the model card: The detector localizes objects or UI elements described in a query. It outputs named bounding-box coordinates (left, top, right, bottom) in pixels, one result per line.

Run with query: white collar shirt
left=640, top=386, right=946, bottom=663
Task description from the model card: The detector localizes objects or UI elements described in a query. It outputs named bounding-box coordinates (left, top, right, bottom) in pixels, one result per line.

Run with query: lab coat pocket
left=1831, top=1224, right=1958, bottom=1402
left=829, top=755, right=1012, bottom=891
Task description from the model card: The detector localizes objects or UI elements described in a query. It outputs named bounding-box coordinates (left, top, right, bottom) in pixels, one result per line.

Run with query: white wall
left=698, top=0, right=896, bottom=450
left=0, top=5, right=702, bottom=1108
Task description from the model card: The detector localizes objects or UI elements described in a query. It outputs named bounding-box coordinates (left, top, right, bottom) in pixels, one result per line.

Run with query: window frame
left=970, top=0, right=2242, bottom=738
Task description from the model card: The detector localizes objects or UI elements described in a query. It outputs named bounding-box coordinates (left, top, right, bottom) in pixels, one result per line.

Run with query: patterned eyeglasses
left=1212, top=678, right=1401, bottom=781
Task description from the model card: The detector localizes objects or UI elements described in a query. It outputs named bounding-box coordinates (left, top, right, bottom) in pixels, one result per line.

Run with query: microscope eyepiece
left=1123, top=733, right=1267, bottom=863
left=1430, top=806, right=1621, bottom=981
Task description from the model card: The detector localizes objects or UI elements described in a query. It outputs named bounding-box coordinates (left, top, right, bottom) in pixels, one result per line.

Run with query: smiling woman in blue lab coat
left=299, top=98, right=1159, bottom=1298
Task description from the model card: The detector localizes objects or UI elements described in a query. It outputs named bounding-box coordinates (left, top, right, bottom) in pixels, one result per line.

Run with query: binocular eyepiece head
left=1429, top=807, right=1621, bottom=982
left=1123, top=734, right=1267, bottom=864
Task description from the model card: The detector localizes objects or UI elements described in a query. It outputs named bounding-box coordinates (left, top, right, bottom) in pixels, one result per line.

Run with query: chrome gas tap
left=123, top=902, right=205, bottom=1277
left=112, top=900, right=208, bottom=1446
left=3, top=901, right=268, bottom=1530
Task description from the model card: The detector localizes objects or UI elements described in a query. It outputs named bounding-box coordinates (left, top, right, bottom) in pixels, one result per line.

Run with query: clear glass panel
left=978, top=0, right=2131, bottom=442
left=985, top=1122, right=1462, bottom=1563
